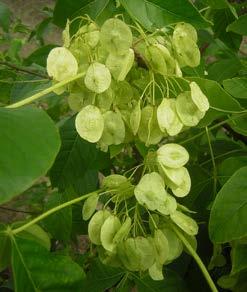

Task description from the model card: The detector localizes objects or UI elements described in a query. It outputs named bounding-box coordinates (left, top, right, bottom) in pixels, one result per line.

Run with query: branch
left=0, top=61, right=50, bottom=79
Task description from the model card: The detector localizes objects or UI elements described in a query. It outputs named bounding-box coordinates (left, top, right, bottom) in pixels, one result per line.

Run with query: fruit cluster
left=46, top=16, right=209, bottom=280
left=46, top=17, right=209, bottom=151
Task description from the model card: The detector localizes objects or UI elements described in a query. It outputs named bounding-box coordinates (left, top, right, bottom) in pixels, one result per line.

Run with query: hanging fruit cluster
left=46, top=16, right=210, bottom=280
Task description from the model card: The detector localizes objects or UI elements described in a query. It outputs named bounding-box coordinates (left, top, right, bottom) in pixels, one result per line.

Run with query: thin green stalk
left=180, top=113, right=247, bottom=145
left=205, top=126, right=217, bottom=196
left=11, top=191, right=95, bottom=235
left=172, top=225, right=218, bottom=292
left=5, top=73, right=84, bottom=109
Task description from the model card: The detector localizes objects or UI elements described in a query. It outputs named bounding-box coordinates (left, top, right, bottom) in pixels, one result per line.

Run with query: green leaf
left=228, top=114, right=247, bottom=136
left=0, top=1, right=11, bottom=32
left=50, top=116, right=110, bottom=196
left=120, top=0, right=211, bottom=30
left=218, top=156, right=247, bottom=185
left=11, top=236, right=85, bottom=292
left=0, top=224, right=11, bottom=271
left=53, top=0, right=110, bottom=27
left=0, top=107, right=60, bottom=204
left=42, top=192, right=72, bottom=242
left=187, top=77, right=243, bottom=127
left=208, top=58, right=242, bottom=83
left=81, top=259, right=124, bottom=291
left=227, top=14, right=247, bottom=35
left=232, top=244, right=247, bottom=275
left=209, top=166, right=247, bottom=243
left=223, top=78, right=247, bottom=99
left=134, top=270, right=188, bottom=291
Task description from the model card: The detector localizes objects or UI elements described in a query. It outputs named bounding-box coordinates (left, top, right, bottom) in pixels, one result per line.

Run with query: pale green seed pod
left=153, top=229, right=169, bottom=265
left=100, top=111, right=125, bottom=145
left=47, top=47, right=78, bottom=81
left=106, top=48, right=134, bottom=81
left=190, top=81, right=209, bottom=112
left=113, top=81, right=133, bottom=109
left=176, top=91, right=205, bottom=126
left=134, top=172, right=167, bottom=211
left=84, top=23, right=100, bottom=48
left=102, top=174, right=128, bottom=190
left=67, top=92, right=84, bottom=112
left=98, top=246, right=122, bottom=268
left=157, top=194, right=177, bottom=215
left=173, top=35, right=200, bottom=68
left=75, top=105, right=104, bottom=143
left=130, top=100, right=141, bottom=135
left=154, top=44, right=175, bottom=74
left=170, top=210, right=198, bottom=236
left=170, top=167, right=191, bottom=197
left=145, top=45, right=167, bottom=75
left=113, top=216, right=131, bottom=244
left=138, top=106, right=163, bottom=146
left=100, top=215, right=121, bottom=252
left=96, top=87, right=115, bottom=113
left=175, top=60, right=183, bottom=77
left=88, top=210, right=111, bottom=245
left=157, top=143, right=189, bottom=169
left=173, top=22, right=198, bottom=43
left=117, top=237, right=155, bottom=271
left=157, top=98, right=183, bottom=136
left=100, top=18, right=133, bottom=55
left=84, top=62, right=111, bottom=93
left=161, top=227, right=183, bottom=263
left=149, top=262, right=164, bottom=281
left=82, top=193, right=98, bottom=221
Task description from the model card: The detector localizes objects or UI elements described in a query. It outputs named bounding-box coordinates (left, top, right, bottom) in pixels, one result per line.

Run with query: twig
left=0, top=61, right=50, bottom=79
left=0, top=206, right=37, bottom=215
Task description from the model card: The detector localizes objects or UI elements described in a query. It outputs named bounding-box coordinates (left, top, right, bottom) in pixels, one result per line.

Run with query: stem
left=0, top=61, right=49, bottom=79
left=5, top=72, right=84, bottom=109
left=11, top=191, right=95, bottom=235
left=172, top=226, right=218, bottom=292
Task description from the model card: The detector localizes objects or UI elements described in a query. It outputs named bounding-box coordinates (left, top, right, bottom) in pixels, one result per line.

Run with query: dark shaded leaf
left=0, top=107, right=60, bottom=204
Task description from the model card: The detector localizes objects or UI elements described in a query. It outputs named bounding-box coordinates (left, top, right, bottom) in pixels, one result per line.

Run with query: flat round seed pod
left=82, top=193, right=98, bottom=221
left=67, top=92, right=84, bottom=112
left=190, top=81, right=209, bottom=112
left=106, top=49, right=134, bottom=81
left=88, top=210, right=111, bottom=245
left=173, top=35, right=200, bottom=68
left=47, top=47, right=78, bottom=81
left=176, top=91, right=205, bottom=126
left=75, top=105, right=104, bottom=143
left=157, top=98, right=183, bottom=136
left=157, top=143, right=189, bottom=169
left=113, top=217, right=131, bottom=244
left=145, top=45, right=167, bottom=75
left=117, top=237, right=155, bottom=271
left=161, top=227, right=183, bottom=263
left=153, top=229, right=169, bottom=265
left=157, top=194, right=177, bottom=215
left=113, top=81, right=133, bottom=109
left=130, top=100, right=141, bottom=135
left=98, top=246, right=122, bottom=268
left=173, top=22, right=198, bottom=43
left=154, top=44, right=175, bottom=74
left=149, top=262, right=164, bottom=281
left=84, top=62, right=111, bottom=93
left=102, top=174, right=128, bottom=190
left=134, top=172, right=167, bottom=211
left=85, top=23, right=100, bottom=48
left=100, top=111, right=125, bottom=145
left=160, top=165, right=185, bottom=186
left=100, top=18, right=132, bottom=55
left=100, top=215, right=121, bottom=252
left=171, top=167, right=191, bottom=197
left=170, top=211, right=198, bottom=236
left=96, top=88, right=114, bottom=112
left=138, top=106, right=163, bottom=146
